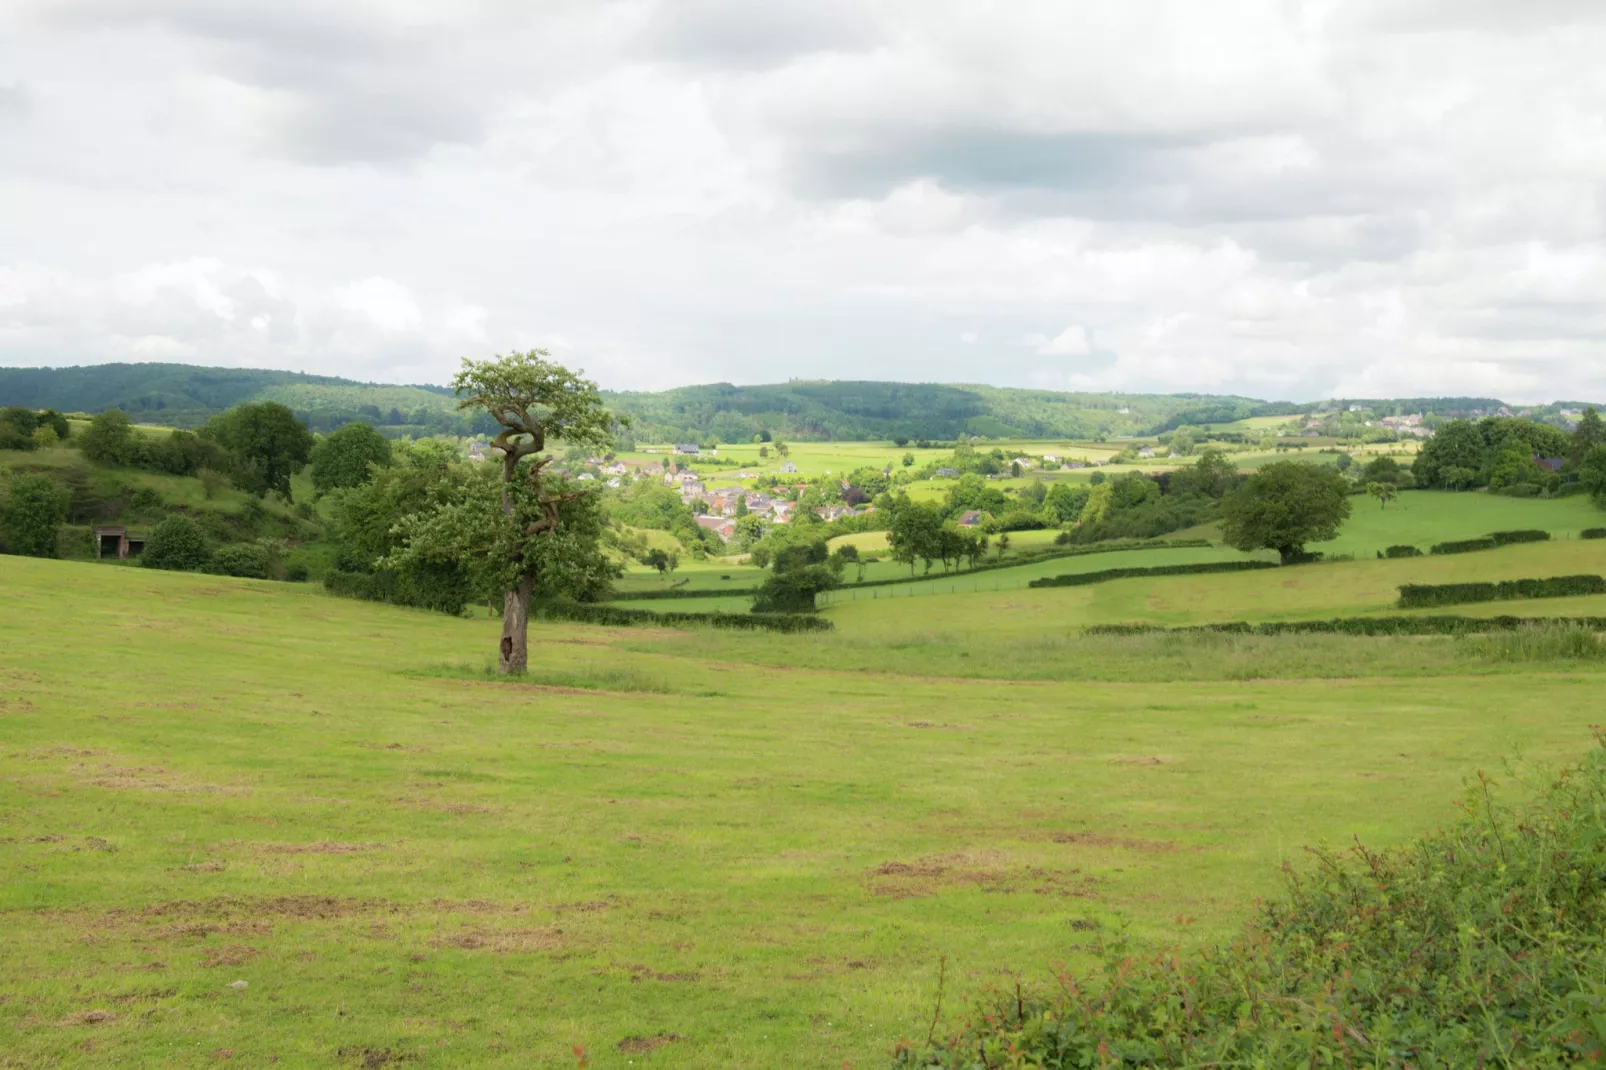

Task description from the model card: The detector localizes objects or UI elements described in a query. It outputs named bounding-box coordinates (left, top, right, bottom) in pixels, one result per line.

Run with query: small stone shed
left=93, top=525, right=145, bottom=560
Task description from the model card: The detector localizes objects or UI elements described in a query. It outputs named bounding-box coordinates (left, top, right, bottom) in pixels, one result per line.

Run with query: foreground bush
left=1398, top=574, right=1606, bottom=608
left=0, top=472, right=69, bottom=557
left=141, top=515, right=209, bottom=571
left=896, top=736, right=1606, bottom=1068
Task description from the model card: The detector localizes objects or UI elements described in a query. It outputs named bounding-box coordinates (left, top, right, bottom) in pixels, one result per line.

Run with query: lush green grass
left=3, top=555, right=1605, bottom=1066
left=1315, top=489, right=1602, bottom=556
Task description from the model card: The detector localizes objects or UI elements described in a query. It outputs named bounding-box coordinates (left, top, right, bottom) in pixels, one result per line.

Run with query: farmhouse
left=603, top=462, right=628, bottom=476
left=675, top=443, right=701, bottom=455
left=935, top=467, right=960, bottom=477
left=1137, top=447, right=1156, bottom=459
left=771, top=500, right=797, bottom=523
left=1535, top=455, right=1566, bottom=473
left=694, top=514, right=735, bottom=540
left=1043, top=454, right=1060, bottom=464
left=780, top=460, right=799, bottom=473
left=955, top=510, right=984, bottom=527
left=816, top=504, right=856, bottom=522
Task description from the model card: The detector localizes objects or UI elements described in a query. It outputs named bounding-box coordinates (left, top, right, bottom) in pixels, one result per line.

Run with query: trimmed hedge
left=1490, top=529, right=1551, bottom=545
left=611, top=585, right=757, bottom=601
left=1398, top=574, right=1606, bottom=609
left=322, top=567, right=469, bottom=616
left=1584, top=528, right=1606, bottom=540
left=825, top=538, right=1216, bottom=593
left=1028, top=560, right=1278, bottom=589
left=1379, top=544, right=1422, bottom=558
left=1085, top=615, right=1606, bottom=637
left=1430, top=537, right=1498, bottom=555
left=534, top=600, right=833, bottom=633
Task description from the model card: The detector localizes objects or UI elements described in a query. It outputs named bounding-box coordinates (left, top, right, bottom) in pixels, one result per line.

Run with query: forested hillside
left=5, top=363, right=1595, bottom=443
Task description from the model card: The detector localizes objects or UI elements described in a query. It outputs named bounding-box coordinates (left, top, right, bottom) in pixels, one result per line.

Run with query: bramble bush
left=896, top=735, right=1606, bottom=1068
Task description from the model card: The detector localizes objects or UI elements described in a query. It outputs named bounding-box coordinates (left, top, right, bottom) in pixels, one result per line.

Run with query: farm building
left=955, top=510, right=984, bottom=527
left=675, top=443, right=701, bottom=455
left=93, top=526, right=145, bottom=560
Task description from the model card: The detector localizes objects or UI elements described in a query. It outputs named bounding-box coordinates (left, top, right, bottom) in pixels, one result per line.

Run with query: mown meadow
left=6, top=509, right=1606, bottom=1065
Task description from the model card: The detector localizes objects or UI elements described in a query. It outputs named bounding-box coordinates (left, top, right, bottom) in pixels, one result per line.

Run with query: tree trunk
left=499, top=575, right=532, bottom=675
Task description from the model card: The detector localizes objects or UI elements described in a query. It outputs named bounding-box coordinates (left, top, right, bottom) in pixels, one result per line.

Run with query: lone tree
left=1221, top=461, right=1352, bottom=564
left=1368, top=481, right=1399, bottom=509
left=204, top=402, right=314, bottom=500
left=451, top=350, right=621, bottom=674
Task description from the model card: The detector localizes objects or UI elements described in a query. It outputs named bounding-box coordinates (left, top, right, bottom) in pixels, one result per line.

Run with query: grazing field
left=4, top=551, right=1605, bottom=1067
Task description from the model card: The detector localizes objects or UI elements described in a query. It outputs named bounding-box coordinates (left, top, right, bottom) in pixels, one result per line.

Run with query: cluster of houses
left=660, top=467, right=868, bottom=541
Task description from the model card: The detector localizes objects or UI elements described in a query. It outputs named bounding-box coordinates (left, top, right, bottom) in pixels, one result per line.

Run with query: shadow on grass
left=406, top=661, right=707, bottom=694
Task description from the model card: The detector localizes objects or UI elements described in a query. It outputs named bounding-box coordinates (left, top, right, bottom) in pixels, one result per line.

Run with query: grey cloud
left=637, top=0, right=881, bottom=68
left=0, top=82, right=30, bottom=118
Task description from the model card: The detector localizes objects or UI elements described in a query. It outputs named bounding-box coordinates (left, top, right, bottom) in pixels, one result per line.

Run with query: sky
left=3, top=0, right=1606, bottom=402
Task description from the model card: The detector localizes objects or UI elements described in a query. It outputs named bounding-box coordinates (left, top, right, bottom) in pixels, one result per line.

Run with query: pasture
left=5, top=536, right=1606, bottom=1066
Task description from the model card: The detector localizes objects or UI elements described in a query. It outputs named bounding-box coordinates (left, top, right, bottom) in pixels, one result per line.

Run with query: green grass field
left=5, top=532, right=1606, bottom=1066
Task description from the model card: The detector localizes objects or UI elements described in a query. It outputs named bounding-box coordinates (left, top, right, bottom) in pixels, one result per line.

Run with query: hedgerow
left=1085, top=615, right=1606, bottom=637
left=1378, top=544, right=1422, bottom=558
left=533, top=600, right=833, bottom=633
left=1397, top=574, right=1606, bottom=608
left=1429, top=537, right=1498, bottom=555
left=1584, top=529, right=1606, bottom=540
left=1027, top=560, right=1278, bottom=589
left=1489, top=529, right=1551, bottom=545
left=895, top=735, right=1606, bottom=1068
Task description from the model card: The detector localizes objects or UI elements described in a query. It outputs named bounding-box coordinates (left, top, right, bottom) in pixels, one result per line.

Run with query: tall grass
left=1463, top=621, right=1606, bottom=663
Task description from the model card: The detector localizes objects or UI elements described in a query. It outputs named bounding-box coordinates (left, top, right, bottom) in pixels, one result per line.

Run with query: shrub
left=751, top=564, right=838, bottom=613
left=0, top=473, right=69, bottom=557
left=1430, top=537, right=1497, bottom=555
left=198, top=468, right=228, bottom=500
left=1489, top=529, right=1550, bottom=545
left=322, top=563, right=470, bottom=616
left=141, top=515, right=210, bottom=571
left=1028, top=560, right=1278, bottom=589
left=1584, top=528, right=1606, bottom=540
left=1381, top=544, right=1422, bottom=558
left=207, top=543, right=271, bottom=579
left=897, top=736, right=1606, bottom=1068
left=1398, top=575, right=1606, bottom=608
left=1497, top=481, right=1542, bottom=497
left=285, top=563, right=310, bottom=582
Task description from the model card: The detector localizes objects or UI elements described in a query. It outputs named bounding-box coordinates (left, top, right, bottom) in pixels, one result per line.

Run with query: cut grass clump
left=898, top=735, right=1606, bottom=1068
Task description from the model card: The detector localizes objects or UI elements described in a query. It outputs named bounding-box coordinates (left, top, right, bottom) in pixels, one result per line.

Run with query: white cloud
left=2, top=0, right=1606, bottom=401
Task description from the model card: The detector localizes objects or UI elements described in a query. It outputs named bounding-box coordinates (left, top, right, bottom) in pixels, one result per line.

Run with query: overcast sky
left=3, top=1, right=1606, bottom=401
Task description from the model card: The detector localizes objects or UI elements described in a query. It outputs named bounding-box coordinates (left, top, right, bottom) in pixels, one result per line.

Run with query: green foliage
left=321, top=565, right=471, bottom=615
left=78, top=409, right=138, bottom=465
left=207, top=543, right=272, bottom=579
left=0, top=407, right=40, bottom=451
left=203, top=402, right=314, bottom=499
left=1380, top=544, right=1423, bottom=558
left=1430, top=537, right=1498, bottom=555
left=1583, top=528, right=1606, bottom=540
left=1028, top=561, right=1279, bottom=588
left=0, top=473, right=69, bottom=557
left=1571, top=408, right=1604, bottom=463
left=1219, top=461, right=1352, bottom=564
left=141, top=515, right=210, bottom=572
left=898, top=738, right=1606, bottom=1069
left=1490, top=528, right=1551, bottom=545
left=1581, top=444, right=1606, bottom=505
left=1397, top=574, right=1606, bottom=608
left=1088, top=615, right=1606, bottom=637
left=534, top=600, right=834, bottom=632
left=1465, top=622, right=1606, bottom=662
left=384, top=469, right=617, bottom=607
left=751, top=564, right=839, bottom=613
left=310, top=422, right=392, bottom=493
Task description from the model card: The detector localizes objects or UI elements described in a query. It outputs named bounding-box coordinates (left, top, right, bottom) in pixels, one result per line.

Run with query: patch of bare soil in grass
left=1048, top=831, right=1179, bottom=854
left=336, top=1046, right=409, bottom=1068
left=59, top=1010, right=115, bottom=1026
left=628, top=964, right=699, bottom=982
left=394, top=795, right=493, bottom=816
left=1109, top=755, right=1168, bottom=766
left=199, top=945, right=261, bottom=968
left=431, top=927, right=559, bottom=953
left=256, top=841, right=384, bottom=855
left=868, top=855, right=1102, bottom=900
left=618, top=1034, right=683, bottom=1054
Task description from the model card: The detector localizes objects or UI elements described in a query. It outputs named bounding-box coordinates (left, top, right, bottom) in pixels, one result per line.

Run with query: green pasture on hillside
left=4, top=553, right=1606, bottom=1066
